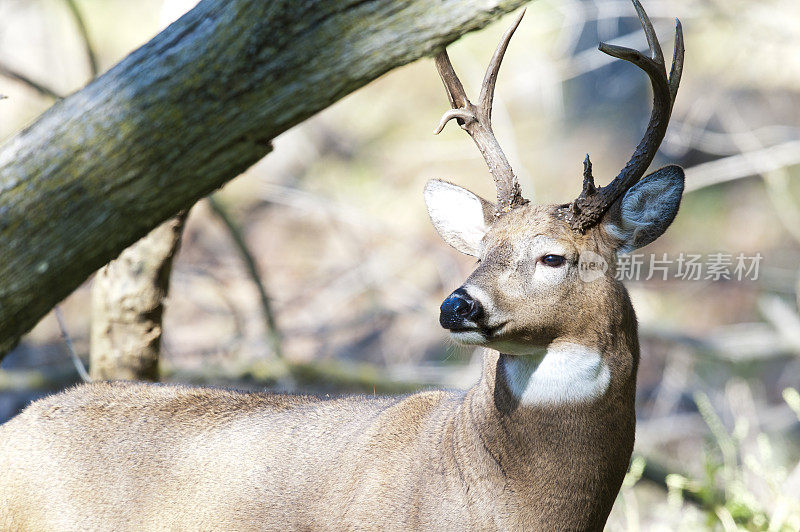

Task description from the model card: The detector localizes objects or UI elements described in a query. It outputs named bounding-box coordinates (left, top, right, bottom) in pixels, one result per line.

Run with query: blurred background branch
left=208, top=195, right=283, bottom=361
left=62, top=0, right=99, bottom=78
left=0, top=62, right=61, bottom=100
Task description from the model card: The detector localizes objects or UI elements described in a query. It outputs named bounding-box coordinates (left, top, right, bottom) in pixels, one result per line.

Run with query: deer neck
left=450, top=317, right=639, bottom=527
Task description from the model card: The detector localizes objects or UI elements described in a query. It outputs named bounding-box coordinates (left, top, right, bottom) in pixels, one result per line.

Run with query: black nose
left=439, top=288, right=483, bottom=330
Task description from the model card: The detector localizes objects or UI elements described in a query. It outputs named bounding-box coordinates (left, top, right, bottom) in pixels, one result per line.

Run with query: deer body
left=1, top=337, right=635, bottom=530
left=0, top=205, right=641, bottom=532
left=0, top=2, right=684, bottom=530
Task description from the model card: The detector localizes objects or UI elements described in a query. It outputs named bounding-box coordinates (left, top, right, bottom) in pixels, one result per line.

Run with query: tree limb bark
left=0, top=0, right=529, bottom=358
left=89, top=213, right=188, bottom=381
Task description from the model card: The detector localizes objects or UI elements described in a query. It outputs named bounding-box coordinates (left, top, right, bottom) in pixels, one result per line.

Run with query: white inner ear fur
left=503, top=342, right=611, bottom=405
left=424, top=180, right=490, bottom=257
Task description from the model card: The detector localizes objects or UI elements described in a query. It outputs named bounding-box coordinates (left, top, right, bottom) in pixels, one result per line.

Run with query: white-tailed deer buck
left=0, top=1, right=684, bottom=530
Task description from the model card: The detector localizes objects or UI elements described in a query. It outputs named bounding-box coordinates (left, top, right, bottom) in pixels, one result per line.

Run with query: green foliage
left=663, top=390, right=800, bottom=532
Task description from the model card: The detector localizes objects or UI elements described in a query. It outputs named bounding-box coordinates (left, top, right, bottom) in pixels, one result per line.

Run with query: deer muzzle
left=440, top=287, right=484, bottom=331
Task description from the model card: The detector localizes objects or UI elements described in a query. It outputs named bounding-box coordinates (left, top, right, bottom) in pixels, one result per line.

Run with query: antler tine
left=433, top=11, right=528, bottom=214
left=434, top=51, right=469, bottom=111
left=478, top=9, right=526, bottom=124
left=668, top=19, right=684, bottom=104
left=563, top=0, right=684, bottom=233
left=433, top=52, right=475, bottom=135
left=632, top=0, right=664, bottom=65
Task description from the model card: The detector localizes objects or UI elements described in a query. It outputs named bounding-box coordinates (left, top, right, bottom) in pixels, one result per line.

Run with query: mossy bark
left=0, top=0, right=529, bottom=358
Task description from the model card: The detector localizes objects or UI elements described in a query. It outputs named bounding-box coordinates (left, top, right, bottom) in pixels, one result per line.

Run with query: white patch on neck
left=502, top=342, right=611, bottom=405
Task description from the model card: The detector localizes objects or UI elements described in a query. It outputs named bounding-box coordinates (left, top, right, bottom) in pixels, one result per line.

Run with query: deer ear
left=604, top=165, right=685, bottom=253
left=424, top=180, right=495, bottom=257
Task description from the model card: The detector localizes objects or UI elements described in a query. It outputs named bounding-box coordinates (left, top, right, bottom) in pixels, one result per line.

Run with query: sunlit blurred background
left=2, top=0, right=800, bottom=529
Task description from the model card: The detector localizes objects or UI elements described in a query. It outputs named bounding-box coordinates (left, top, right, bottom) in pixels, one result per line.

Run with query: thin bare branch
left=54, top=305, right=91, bottom=383
left=63, top=0, right=99, bottom=78
left=0, top=63, right=62, bottom=100
left=208, top=196, right=284, bottom=360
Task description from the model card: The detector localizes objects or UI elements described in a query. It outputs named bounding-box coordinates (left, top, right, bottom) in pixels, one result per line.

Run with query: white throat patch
left=502, top=342, right=611, bottom=405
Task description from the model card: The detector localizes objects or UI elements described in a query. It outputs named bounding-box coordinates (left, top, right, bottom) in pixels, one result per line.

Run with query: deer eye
left=540, top=254, right=566, bottom=267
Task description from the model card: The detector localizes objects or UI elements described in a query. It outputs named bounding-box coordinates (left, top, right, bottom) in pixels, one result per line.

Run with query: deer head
left=426, top=1, right=684, bottom=371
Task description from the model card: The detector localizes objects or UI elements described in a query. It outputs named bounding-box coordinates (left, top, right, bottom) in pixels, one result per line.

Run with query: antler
left=562, top=0, right=684, bottom=233
left=434, top=10, right=528, bottom=215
